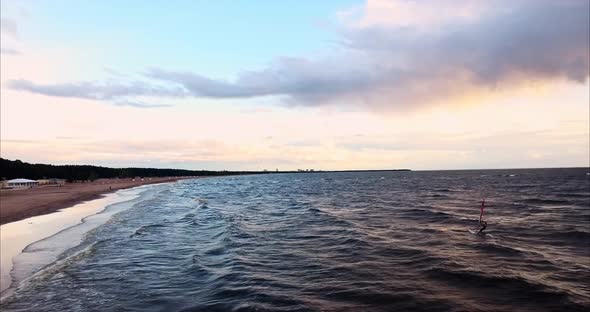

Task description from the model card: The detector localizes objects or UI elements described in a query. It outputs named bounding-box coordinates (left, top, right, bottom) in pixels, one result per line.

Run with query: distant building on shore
left=5, top=178, right=39, bottom=188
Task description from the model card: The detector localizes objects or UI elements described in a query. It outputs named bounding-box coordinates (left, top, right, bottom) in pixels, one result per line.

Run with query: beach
left=0, top=177, right=189, bottom=225
left=0, top=190, right=139, bottom=294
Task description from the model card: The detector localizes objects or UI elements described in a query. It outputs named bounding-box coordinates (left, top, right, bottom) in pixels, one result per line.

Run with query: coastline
left=0, top=182, right=171, bottom=297
left=0, top=177, right=192, bottom=225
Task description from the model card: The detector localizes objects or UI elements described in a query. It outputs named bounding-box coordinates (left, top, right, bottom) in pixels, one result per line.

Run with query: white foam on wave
left=0, top=183, right=166, bottom=299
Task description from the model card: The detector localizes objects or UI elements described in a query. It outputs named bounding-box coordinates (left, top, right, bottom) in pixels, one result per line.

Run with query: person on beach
left=478, top=199, right=487, bottom=234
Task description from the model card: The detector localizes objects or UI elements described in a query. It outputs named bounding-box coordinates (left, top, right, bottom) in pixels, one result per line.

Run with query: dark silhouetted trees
left=0, top=158, right=261, bottom=182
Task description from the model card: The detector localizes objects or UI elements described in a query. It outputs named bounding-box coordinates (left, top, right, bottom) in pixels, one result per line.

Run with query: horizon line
left=2, top=158, right=588, bottom=174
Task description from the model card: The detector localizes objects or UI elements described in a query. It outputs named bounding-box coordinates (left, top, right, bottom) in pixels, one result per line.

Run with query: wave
left=178, top=288, right=307, bottom=312
left=194, top=197, right=208, bottom=203
left=522, top=198, right=572, bottom=205
left=472, top=242, right=525, bottom=257
left=203, top=246, right=227, bottom=256
left=555, top=193, right=590, bottom=198
left=433, top=188, right=453, bottom=192
left=129, top=224, right=167, bottom=238
left=417, top=227, right=445, bottom=234
left=399, top=208, right=455, bottom=222
left=4, top=169, right=590, bottom=311
left=306, top=207, right=359, bottom=230
left=425, top=267, right=577, bottom=306
left=552, top=230, right=590, bottom=241
left=428, top=194, right=450, bottom=199
left=1, top=186, right=155, bottom=300
left=3, top=238, right=111, bottom=303
left=323, top=288, right=436, bottom=309
left=374, top=245, right=431, bottom=260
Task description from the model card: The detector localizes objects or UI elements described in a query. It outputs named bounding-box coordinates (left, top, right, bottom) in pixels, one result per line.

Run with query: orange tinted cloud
left=7, top=1, right=589, bottom=111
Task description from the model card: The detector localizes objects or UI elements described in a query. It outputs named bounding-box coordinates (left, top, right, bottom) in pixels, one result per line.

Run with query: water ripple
left=2, top=168, right=589, bottom=311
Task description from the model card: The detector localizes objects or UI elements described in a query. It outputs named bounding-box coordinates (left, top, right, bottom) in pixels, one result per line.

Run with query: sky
left=1, top=0, right=589, bottom=171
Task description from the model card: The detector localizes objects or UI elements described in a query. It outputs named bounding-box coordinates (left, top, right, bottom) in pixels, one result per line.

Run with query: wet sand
left=0, top=191, right=136, bottom=294
left=0, top=177, right=191, bottom=225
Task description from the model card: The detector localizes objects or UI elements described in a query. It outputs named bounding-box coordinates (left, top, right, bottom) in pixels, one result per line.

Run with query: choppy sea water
left=1, top=168, right=589, bottom=311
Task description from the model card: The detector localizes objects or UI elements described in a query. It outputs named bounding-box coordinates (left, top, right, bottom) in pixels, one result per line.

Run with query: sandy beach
left=0, top=190, right=139, bottom=295
left=0, top=177, right=190, bottom=225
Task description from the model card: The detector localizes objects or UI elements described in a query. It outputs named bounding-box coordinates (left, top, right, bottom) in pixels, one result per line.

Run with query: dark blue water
left=2, top=168, right=589, bottom=311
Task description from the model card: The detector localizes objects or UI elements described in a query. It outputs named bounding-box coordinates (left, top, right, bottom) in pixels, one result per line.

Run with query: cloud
left=112, top=99, right=173, bottom=108
left=1, top=138, right=302, bottom=170
left=338, top=128, right=589, bottom=153
left=5, top=0, right=589, bottom=109
left=149, top=0, right=589, bottom=108
left=147, top=57, right=378, bottom=101
left=6, top=79, right=185, bottom=108
left=0, top=17, right=18, bottom=38
left=0, top=47, right=20, bottom=55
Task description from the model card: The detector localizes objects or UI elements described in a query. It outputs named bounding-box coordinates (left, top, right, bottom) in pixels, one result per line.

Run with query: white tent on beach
left=5, top=178, right=39, bottom=188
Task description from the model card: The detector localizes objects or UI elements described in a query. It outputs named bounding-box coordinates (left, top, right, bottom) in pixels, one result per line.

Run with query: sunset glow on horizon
left=1, top=0, right=589, bottom=171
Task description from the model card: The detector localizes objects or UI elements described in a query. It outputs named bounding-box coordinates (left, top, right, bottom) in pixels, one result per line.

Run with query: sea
left=1, top=168, right=589, bottom=311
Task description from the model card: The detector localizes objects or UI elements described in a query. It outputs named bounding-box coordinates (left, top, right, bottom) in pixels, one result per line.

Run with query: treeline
left=0, top=158, right=261, bottom=182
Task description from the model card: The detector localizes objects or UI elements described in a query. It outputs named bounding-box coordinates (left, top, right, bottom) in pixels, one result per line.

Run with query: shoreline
left=0, top=184, right=157, bottom=296
left=0, top=177, right=193, bottom=225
